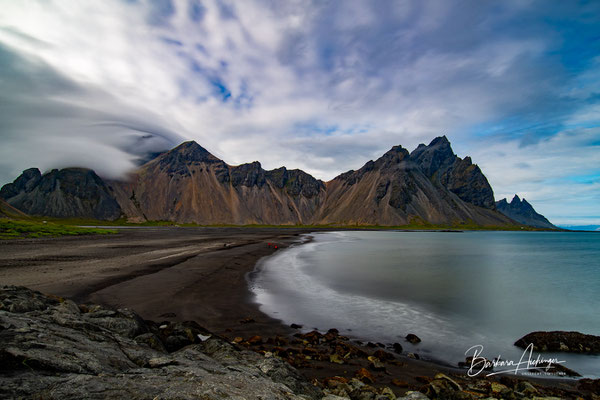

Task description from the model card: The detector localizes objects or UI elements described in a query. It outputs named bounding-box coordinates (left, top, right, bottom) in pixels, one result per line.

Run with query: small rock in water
left=290, top=323, right=303, bottom=329
left=405, top=333, right=421, bottom=344
left=392, top=342, right=403, bottom=354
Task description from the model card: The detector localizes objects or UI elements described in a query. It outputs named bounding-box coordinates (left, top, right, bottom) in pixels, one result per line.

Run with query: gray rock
left=0, top=286, right=321, bottom=399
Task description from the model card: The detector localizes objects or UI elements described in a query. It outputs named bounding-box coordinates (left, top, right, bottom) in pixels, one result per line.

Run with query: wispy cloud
left=0, top=0, right=598, bottom=224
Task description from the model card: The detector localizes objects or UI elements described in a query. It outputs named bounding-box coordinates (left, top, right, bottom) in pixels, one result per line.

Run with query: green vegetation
left=0, top=220, right=118, bottom=240
left=4, top=215, right=560, bottom=233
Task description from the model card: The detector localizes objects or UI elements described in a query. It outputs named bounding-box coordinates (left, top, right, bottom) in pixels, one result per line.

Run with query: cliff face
left=496, top=195, right=556, bottom=229
left=409, top=136, right=495, bottom=208
left=1, top=137, right=519, bottom=226
left=0, top=168, right=121, bottom=220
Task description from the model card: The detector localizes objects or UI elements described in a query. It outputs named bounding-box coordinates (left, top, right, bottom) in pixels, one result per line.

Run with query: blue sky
left=0, top=0, right=599, bottom=226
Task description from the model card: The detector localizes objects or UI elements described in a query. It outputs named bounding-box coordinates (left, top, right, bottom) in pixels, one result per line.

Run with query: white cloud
left=471, top=128, right=600, bottom=225
left=0, top=0, right=598, bottom=224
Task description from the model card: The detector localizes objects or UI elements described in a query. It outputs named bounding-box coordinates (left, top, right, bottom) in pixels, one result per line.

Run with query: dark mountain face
left=409, top=136, right=496, bottom=208
left=0, top=168, right=121, bottom=220
left=496, top=195, right=556, bottom=229
left=1, top=137, right=522, bottom=227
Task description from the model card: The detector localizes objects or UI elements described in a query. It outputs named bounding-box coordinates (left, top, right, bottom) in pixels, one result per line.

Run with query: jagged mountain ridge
left=0, top=168, right=121, bottom=220
left=2, top=137, right=520, bottom=226
left=109, top=141, right=326, bottom=225
left=496, top=195, right=556, bottom=229
left=315, top=137, right=509, bottom=226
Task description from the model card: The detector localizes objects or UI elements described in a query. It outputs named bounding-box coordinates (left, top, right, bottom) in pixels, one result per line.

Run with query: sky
left=0, top=0, right=599, bottom=227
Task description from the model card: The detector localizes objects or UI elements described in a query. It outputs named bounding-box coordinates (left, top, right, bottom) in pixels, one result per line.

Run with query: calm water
left=249, top=231, right=600, bottom=378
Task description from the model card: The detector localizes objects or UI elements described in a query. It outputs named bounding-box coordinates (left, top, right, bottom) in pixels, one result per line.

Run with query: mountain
left=108, top=141, right=326, bottom=224
left=0, top=168, right=121, bottom=220
left=1, top=137, right=519, bottom=227
left=316, top=137, right=510, bottom=226
left=495, top=195, right=556, bottom=229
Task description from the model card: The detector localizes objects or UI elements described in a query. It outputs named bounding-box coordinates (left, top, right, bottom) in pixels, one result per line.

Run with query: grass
left=0, top=219, right=118, bottom=240
left=9, top=215, right=560, bottom=233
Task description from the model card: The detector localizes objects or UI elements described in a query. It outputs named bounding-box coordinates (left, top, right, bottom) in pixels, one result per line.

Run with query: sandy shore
left=0, top=227, right=585, bottom=396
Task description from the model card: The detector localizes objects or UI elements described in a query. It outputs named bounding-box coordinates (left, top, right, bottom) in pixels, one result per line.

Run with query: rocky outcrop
left=496, top=195, right=556, bottom=229
left=515, top=331, right=600, bottom=354
left=0, top=285, right=320, bottom=399
left=0, top=168, right=121, bottom=220
left=1, top=137, right=521, bottom=227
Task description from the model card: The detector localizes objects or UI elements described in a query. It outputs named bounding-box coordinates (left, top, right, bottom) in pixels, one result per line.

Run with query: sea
left=249, top=230, right=600, bottom=378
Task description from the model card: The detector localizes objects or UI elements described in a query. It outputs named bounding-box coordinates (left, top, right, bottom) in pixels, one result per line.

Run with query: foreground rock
left=1, top=286, right=597, bottom=399
left=0, top=286, right=320, bottom=399
left=515, top=331, right=600, bottom=354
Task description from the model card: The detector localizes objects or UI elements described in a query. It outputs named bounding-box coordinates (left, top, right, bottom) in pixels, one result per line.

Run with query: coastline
left=0, top=227, right=590, bottom=397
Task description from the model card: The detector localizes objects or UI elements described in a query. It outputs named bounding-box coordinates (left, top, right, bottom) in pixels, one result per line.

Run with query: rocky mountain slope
left=0, top=198, right=28, bottom=219
left=1, top=137, right=518, bottom=227
left=109, top=141, right=325, bottom=224
left=0, top=167, right=121, bottom=220
left=495, top=195, right=556, bottom=229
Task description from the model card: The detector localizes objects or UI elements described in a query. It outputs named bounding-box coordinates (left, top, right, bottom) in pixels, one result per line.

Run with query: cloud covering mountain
left=0, top=0, right=598, bottom=224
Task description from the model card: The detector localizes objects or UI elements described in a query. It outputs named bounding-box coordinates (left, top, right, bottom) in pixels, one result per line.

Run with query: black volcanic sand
left=0, top=227, right=590, bottom=397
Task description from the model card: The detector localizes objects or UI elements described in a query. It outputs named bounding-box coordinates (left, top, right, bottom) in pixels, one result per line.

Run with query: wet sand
left=0, top=227, right=585, bottom=396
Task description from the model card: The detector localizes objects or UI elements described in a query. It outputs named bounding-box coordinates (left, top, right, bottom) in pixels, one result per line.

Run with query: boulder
left=515, top=331, right=600, bottom=353
left=405, top=333, right=421, bottom=344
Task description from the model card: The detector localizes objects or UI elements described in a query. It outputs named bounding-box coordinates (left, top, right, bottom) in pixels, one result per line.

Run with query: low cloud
left=0, top=0, right=598, bottom=224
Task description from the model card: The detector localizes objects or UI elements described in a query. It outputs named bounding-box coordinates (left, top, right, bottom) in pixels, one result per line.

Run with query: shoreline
left=239, top=233, right=590, bottom=388
left=0, top=227, right=590, bottom=397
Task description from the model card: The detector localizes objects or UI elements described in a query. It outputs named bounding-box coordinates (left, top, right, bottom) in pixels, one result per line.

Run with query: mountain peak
left=497, top=195, right=556, bottom=229
left=429, top=135, right=450, bottom=147
left=173, top=141, right=211, bottom=155
left=410, top=135, right=455, bottom=177
left=160, top=141, right=222, bottom=166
